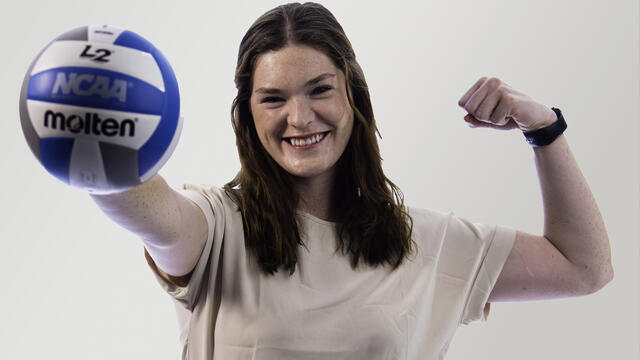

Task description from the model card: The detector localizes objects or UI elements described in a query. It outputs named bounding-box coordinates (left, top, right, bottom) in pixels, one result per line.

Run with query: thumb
left=463, top=114, right=518, bottom=131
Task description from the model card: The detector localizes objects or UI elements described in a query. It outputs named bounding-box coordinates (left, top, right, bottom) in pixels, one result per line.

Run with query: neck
left=293, top=170, right=336, bottom=221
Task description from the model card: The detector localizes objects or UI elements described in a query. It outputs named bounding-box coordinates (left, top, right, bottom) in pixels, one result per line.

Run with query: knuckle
left=501, top=93, right=515, bottom=105
left=477, top=111, right=490, bottom=121
left=487, top=77, right=502, bottom=89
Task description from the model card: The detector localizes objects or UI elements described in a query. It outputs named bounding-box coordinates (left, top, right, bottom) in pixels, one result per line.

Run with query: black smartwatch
left=522, top=107, right=567, bottom=147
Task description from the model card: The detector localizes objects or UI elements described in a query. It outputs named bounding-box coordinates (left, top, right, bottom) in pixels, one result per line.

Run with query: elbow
left=583, top=263, right=614, bottom=295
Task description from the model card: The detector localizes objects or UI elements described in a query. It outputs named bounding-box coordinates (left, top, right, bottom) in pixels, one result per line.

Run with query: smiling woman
left=224, top=2, right=415, bottom=281
left=83, top=2, right=614, bottom=360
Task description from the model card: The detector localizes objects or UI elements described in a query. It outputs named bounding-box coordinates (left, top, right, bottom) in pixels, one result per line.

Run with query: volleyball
left=19, top=25, right=182, bottom=194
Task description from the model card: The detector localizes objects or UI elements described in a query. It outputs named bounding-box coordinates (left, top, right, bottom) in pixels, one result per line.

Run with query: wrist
left=528, top=107, right=559, bottom=131
left=523, top=108, right=567, bottom=147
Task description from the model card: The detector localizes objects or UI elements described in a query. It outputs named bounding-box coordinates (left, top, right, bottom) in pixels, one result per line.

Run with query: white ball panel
left=30, top=41, right=165, bottom=91
left=87, top=25, right=125, bottom=44
left=139, top=115, right=183, bottom=182
left=27, top=99, right=161, bottom=149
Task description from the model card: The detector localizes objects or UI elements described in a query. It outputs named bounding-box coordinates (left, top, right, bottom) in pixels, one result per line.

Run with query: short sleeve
left=145, top=184, right=225, bottom=311
left=458, top=221, right=515, bottom=325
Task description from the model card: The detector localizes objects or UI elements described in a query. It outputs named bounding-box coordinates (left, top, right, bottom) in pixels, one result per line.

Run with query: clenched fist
left=458, top=77, right=557, bottom=132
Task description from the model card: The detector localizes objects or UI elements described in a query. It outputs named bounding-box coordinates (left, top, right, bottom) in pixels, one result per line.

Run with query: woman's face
left=250, top=44, right=354, bottom=182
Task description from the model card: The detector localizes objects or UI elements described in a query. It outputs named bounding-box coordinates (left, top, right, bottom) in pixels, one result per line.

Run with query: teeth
left=289, top=133, right=325, bottom=147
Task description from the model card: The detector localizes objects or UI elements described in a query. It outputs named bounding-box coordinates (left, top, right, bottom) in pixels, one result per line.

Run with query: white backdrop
left=0, top=0, right=637, bottom=359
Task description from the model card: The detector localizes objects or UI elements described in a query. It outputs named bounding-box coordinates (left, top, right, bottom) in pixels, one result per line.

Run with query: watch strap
left=523, top=107, right=567, bottom=147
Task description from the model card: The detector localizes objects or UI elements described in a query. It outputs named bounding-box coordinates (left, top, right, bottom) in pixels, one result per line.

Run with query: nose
left=287, top=97, right=313, bottom=129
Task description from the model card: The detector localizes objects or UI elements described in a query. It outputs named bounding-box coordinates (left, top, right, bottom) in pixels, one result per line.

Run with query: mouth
left=283, top=131, right=330, bottom=148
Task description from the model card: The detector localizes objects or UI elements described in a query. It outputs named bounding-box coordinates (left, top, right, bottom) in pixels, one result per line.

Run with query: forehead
left=252, top=45, right=339, bottom=88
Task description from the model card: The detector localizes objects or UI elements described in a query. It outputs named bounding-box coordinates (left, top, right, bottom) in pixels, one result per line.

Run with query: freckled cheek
left=335, top=92, right=354, bottom=125
left=316, top=100, right=351, bottom=126
left=336, top=102, right=355, bottom=133
left=253, top=111, right=285, bottom=147
left=252, top=118, right=272, bottom=151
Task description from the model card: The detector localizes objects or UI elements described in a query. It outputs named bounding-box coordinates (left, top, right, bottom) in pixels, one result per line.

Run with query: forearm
left=90, top=174, right=182, bottom=246
left=533, top=135, right=613, bottom=289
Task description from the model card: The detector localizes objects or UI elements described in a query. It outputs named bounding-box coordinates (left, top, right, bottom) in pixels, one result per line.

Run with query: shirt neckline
left=296, top=211, right=337, bottom=227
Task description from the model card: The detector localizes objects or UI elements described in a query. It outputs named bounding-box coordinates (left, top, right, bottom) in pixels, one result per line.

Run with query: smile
left=284, top=131, right=329, bottom=148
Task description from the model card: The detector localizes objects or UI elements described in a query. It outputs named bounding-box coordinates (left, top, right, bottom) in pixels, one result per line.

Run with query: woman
left=92, top=2, right=613, bottom=359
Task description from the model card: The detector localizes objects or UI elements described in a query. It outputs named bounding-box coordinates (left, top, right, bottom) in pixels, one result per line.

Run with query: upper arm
left=489, top=231, right=599, bottom=302
left=144, top=247, right=194, bottom=287
left=142, top=187, right=209, bottom=278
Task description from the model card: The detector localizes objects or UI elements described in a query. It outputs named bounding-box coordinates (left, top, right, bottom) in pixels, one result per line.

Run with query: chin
left=287, top=168, right=325, bottom=179
left=283, top=162, right=333, bottom=179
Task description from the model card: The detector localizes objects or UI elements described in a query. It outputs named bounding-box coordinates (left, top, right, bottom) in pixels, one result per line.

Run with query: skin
left=249, top=44, right=354, bottom=220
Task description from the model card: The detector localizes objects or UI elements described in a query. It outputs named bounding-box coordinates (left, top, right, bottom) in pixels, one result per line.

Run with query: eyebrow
left=253, top=73, right=336, bottom=94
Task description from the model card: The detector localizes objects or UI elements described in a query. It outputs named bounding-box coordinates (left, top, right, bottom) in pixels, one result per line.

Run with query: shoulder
left=409, top=206, right=507, bottom=239
left=180, top=184, right=240, bottom=217
left=407, top=206, right=515, bottom=257
left=407, top=206, right=465, bottom=244
left=407, top=206, right=451, bottom=227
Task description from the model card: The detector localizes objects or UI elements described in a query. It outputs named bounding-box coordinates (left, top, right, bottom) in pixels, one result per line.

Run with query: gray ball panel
left=19, top=82, right=40, bottom=161
left=99, top=142, right=141, bottom=190
left=18, top=40, right=54, bottom=162
left=55, top=26, right=88, bottom=41
left=20, top=26, right=88, bottom=162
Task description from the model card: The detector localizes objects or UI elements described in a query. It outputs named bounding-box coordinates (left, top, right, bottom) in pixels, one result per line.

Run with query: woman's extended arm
left=90, top=174, right=208, bottom=282
left=458, top=77, right=613, bottom=301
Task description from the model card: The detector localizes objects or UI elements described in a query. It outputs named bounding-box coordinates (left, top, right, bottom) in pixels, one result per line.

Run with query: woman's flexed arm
left=458, top=77, right=613, bottom=301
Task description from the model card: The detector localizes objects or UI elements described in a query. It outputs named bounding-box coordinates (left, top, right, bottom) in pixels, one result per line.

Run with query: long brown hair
left=225, top=2, right=415, bottom=275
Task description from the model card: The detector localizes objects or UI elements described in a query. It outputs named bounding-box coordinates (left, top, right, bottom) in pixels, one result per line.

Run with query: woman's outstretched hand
left=458, top=77, right=557, bottom=132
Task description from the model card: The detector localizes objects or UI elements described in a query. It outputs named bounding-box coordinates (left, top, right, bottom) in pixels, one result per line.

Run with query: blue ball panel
left=114, top=30, right=154, bottom=53
left=136, top=43, right=180, bottom=176
left=40, top=137, right=74, bottom=184
left=27, top=67, right=165, bottom=115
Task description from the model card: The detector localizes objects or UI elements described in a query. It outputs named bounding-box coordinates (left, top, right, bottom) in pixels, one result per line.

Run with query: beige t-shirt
left=145, top=184, right=516, bottom=360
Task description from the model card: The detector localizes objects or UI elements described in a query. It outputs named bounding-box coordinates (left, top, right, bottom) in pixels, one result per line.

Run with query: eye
left=311, top=86, right=333, bottom=95
left=260, top=96, right=284, bottom=104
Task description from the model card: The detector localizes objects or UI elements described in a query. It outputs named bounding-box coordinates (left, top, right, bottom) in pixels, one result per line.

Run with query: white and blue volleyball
left=19, top=25, right=182, bottom=194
